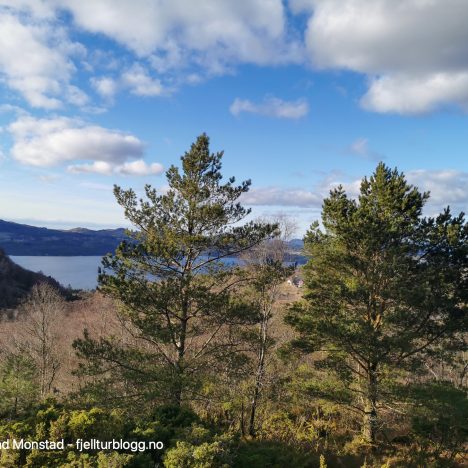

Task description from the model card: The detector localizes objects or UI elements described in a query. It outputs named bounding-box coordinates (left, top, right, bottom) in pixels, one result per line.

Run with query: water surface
left=12, top=256, right=102, bottom=290
left=11, top=254, right=305, bottom=291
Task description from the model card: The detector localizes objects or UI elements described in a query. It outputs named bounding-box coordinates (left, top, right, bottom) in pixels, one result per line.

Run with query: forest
left=0, top=134, right=466, bottom=467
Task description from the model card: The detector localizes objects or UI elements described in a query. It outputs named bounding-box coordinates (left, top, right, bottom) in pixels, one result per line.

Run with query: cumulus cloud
left=70, top=160, right=164, bottom=176
left=242, top=187, right=322, bottom=207
left=297, top=0, right=468, bottom=114
left=90, top=64, right=166, bottom=100
left=0, top=9, right=85, bottom=109
left=240, top=175, right=364, bottom=209
left=7, top=115, right=163, bottom=176
left=361, top=73, right=468, bottom=114
left=230, top=96, right=309, bottom=119
left=117, top=159, right=164, bottom=176
left=8, top=116, right=143, bottom=166
left=90, top=76, right=118, bottom=99
left=56, top=0, right=301, bottom=67
left=320, top=176, right=362, bottom=201
left=406, top=169, right=468, bottom=214
left=0, top=1, right=303, bottom=107
left=5, top=0, right=468, bottom=116
left=121, top=64, right=164, bottom=97
left=0, top=0, right=55, bottom=18
left=67, top=161, right=115, bottom=175
left=105, top=163, right=461, bottom=217
left=323, top=168, right=468, bottom=215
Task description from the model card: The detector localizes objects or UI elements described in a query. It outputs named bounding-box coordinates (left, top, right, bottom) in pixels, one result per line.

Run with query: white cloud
left=8, top=116, right=143, bottom=166
left=90, top=76, right=118, bottom=99
left=56, top=0, right=301, bottom=68
left=66, top=84, right=89, bottom=106
left=242, top=187, right=322, bottom=207
left=68, top=161, right=114, bottom=175
left=69, top=159, right=164, bottom=176
left=91, top=65, right=165, bottom=100
left=321, top=178, right=361, bottom=200
left=0, top=104, right=28, bottom=115
left=361, top=73, right=468, bottom=114
left=0, top=0, right=55, bottom=18
left=0, top=1, right=302, bottom=107
left=407, top=169, right=468, bottom=214
left=4, top=0, right=468, bottom=116
left=0, top=9, right=85, bottom=109
left=323, top=168, right=468, bottom=215
left=298, top=0, right=468, bottom=114
left=121, top=64, right=164, bottom=97
left=230, top=96, right=309, bottom=119
left=117, top=159, right=164, bottom=176
left=7, top=115, right=163, bottom=176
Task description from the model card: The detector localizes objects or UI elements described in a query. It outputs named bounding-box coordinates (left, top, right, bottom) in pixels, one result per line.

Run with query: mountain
left=0, top=219, right=306, bottom=259
left=0, top=220, right=126, bottom=256
left=66, top=227, right=127, bottom=238
left=287, top=238, right=304, bottom=251
left=0, top=248, right=65, bottom=309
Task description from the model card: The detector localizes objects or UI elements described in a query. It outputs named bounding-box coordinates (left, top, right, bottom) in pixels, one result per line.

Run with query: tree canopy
left=286, top=162, right=467, bottom=442
left=74, top=133, right=277, bottom=407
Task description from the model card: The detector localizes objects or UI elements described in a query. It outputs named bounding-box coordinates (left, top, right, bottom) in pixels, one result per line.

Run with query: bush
left=405, top=381, right=468, bottom=465
left=164, top=431, right=235, bottom=468
left=0, top=354, right=38, bottom=418
left=67, top=407, right=125, bottom=440
left=234, top=440, right=315, bottom=468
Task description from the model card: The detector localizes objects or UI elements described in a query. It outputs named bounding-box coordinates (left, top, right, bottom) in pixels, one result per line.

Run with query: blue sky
left=0, top=0, right=467, bottom=236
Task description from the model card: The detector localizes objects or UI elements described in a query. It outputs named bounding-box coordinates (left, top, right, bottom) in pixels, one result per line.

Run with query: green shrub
left=164, top=431, right=235, bottom=468
left=0, top=354, right=38, bottom=418
left=234, top=440, right=315, bottom=468
left=67, top=407, right=125, bottom=440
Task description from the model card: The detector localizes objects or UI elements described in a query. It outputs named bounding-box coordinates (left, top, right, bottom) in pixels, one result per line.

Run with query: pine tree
left=74, top=134, right=276, bottom=407
left=286, top=163, right=467, bottom=443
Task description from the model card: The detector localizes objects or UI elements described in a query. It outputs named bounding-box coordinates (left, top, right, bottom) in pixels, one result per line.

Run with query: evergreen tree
left=286, top=163, right=467, bottom=443
left=74, top=134, right=276, bottom=407
left=0, top=353, right=38, bottom=418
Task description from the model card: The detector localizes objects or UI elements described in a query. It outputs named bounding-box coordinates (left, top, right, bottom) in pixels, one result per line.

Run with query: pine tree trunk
left=248, top=383, right=260, bottom=437
left=362, top=365, right=378, bottom=443
left=248, top=314, right=268, bottom=437
left=174, top=291, right=189, bottom=406
left=174, top=330, right=186, bottom=407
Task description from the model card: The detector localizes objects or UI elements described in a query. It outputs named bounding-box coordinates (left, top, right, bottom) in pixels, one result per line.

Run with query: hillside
left=0, top=219, right=305, bottom=259
left=0, top=219, right=126, bottom=255
left=0, top=248, right=65, bottom=309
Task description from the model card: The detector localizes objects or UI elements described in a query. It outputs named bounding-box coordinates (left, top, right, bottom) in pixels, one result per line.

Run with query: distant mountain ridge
left=0, top=219, right=305, bottom=257
left=0, top=220, right=126, bottom=256
left=287, top=238, right=305, bottom=251
left=66, top=227, right=127, bottom=238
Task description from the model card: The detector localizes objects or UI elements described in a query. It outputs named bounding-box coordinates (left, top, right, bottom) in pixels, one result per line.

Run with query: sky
left=0, top=0, right=467, bottom=236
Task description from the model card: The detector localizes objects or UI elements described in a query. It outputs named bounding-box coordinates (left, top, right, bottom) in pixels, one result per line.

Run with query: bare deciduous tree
left=19, top=283, right=64, bottom=398
left=242, top=214, right=297, bottom=437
